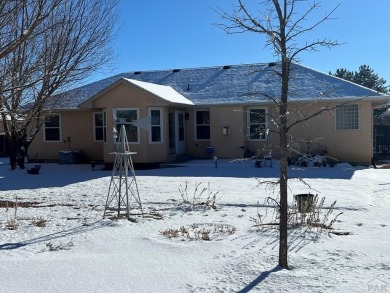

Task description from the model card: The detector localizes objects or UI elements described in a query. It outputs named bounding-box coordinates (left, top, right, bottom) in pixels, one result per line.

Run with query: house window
left=114, top=108, right=139, bottom=143
left=248, top=108, right=267, bottom=140
left=149, top=108, right=163, bottom=143
left=336, top=104, right=359, bottom=130
left=44, top=114, right=61, bottom=141
left=195, top=110, right=210, bottom=140
left=94, top=112, right=106, bottom=142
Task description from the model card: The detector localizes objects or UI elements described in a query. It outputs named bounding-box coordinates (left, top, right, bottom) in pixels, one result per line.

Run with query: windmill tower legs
left=103, top=125, right=143, bottom=220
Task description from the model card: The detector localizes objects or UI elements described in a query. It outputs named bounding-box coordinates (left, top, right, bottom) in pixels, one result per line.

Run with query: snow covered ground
left=0, top=157, right=389, bottom=293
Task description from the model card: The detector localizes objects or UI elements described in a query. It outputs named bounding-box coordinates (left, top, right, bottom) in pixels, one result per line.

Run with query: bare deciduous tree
left=215, top=0, right=340, bottom=269
left=0, top=0, right=63, bottom=59
left=0, top=0, right=118, bottom=169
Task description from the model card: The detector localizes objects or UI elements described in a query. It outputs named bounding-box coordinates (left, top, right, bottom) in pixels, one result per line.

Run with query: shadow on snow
left=238, top=265, right=283, bottom=292
left=0, top=220, right=115, bottom=251
left=0, top=158, right=355, bottom=190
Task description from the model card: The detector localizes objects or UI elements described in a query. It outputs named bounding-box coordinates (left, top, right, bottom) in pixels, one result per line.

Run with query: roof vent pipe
left=187, top=83, right=190, bottom=91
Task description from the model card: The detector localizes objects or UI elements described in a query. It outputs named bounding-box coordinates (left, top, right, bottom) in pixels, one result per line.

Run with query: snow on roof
left=121, top=78, right=194, bottom=105
left=0, top=114, right=25, bottom=121
left=51, top=62, right=388, bottom=110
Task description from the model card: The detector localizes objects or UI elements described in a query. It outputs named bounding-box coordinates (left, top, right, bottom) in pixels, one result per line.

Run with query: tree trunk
left=7, top=132, right=29, bottom=170
left=9, top=139, right=17, bottom=170
left=279, top=57, right=290, bottom=269
left=279, top=128, right=289, bottom=269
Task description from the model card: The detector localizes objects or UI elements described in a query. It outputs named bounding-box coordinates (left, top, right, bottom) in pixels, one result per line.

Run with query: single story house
left=27, top=62, right=389, bottom=165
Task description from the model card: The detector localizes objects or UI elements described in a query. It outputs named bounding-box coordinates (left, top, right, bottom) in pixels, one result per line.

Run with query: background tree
left=331, top=65, right=389, bottom=120
left=215, top=0, right=339, bottom=269
left=0, top=0, right=118, bottom=169
left=331, top=65, right=389, bottom=94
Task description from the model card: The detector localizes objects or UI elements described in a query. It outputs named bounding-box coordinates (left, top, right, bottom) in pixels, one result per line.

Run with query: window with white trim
left=94, top=112, right=107, bottom=142
left=248, top=108, right=267, bottom=140
left=195, top=110, right=210, bottom=140
left=44, top=114, right=61, bottom=141
left=114, top=108, right=139, bottom=143
left=149, top=108, right=163, bottom=143
left=336, top=104, right=359, bottom=130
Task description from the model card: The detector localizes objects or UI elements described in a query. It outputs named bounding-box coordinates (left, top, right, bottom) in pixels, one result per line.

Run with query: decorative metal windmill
left=103, top=125, right=143, bottom=220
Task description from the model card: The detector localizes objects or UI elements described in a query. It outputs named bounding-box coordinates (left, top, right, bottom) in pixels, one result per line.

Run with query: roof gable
left=79, top=78, right=194, bottom=108
left=52, top=62, right=388, bottom=110
left=122, top=78, right=194, bottom=105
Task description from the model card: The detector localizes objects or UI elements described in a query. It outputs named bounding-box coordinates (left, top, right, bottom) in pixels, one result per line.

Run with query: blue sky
left=88, top=0, right=390, bottom=86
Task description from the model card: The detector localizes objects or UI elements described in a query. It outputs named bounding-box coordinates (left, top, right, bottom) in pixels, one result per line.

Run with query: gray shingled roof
left=52, top=62, right=387, bottom=110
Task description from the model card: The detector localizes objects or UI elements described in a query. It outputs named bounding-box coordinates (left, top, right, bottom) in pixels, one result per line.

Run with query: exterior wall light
left=222, top=126, right=230, bottom=135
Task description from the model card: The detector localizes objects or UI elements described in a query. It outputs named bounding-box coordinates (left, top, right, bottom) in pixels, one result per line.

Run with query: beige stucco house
left=27, top=62, right=389, bottom=165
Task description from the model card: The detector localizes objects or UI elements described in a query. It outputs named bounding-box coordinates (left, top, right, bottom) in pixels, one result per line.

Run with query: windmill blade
left=130, top=116, right=151, bottom=131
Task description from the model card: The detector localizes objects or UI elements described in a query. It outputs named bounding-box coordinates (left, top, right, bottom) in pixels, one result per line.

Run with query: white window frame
left=148, top=107, right=163, bottom=144
left=335, top=104, right=359, bottom=131
left=44, top=113, right=61, bottom=142
left=247, top=107, right=268, bottom=141
left=93, top=111, right=107, bottom=142
left=113, top=108, right=140, bottom=144
left=195, top=109, right=210, bottom=141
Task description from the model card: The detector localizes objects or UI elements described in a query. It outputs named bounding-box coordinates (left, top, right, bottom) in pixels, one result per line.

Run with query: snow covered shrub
left=304, top=197, right=343, bottom=231
left=160, top=223, right=236, bottom=241
left=251, top=193, right=342, bottom=233
left=46, top=241, right=74, bottom=252
left=296, top=155, right=327, bottom=167
left=5, top=197, right=18, bottom=230
left=178, top=182, right=218, bottom=211
left=5, top=217, right=18, bottom=230
left=32, top=217, right=47, bottom=227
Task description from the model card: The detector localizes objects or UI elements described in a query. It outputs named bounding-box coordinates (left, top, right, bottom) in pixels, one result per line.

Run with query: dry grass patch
left=251, top=194, right=343, bottom=234
left=160, top=223, right=236, bottom=241
left=32, top=217, right=47, bottom=227
left=177, top=182, right=219, bottom=212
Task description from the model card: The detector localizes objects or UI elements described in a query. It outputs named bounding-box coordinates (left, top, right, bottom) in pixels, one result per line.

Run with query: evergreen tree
left=331, top=65, right=389, bottom=94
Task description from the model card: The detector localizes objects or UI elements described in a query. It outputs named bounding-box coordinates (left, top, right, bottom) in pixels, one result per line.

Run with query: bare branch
left=290, top=38, right=341, bottom=60
left=213, top=0, right=283, bottom=50
left=286, top=3, right=340, bottom=42
left=0, top=0, right=63, bottom=59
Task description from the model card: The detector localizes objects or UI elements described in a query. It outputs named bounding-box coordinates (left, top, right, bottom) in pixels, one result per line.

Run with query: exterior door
left=175, top=110, right=185, bottom=154
left=374, top=124, right=390, bottom=160
left=168, top=113, right=175, bottom=154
